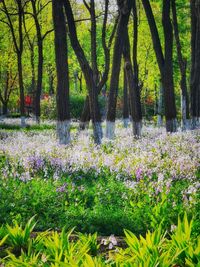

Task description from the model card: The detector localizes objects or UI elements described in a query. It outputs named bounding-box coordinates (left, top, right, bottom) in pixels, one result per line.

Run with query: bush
left=40, top=94, right=109, bottom=120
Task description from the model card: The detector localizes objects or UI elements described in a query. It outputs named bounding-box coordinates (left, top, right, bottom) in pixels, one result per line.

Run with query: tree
left=63, top=0, right=103, bottom=144
left=123, top=27, right=142, bottom=137
left=24, top=0, right=52, bottom=124
left=106, top=0, right=132, bottom=139
left=52, top=0, right=70, bottom=144
left=190, top=0, right=200, bottom=128
left=79, top=0, right=118, bottom=130
left=172, top=0, right=190, bottom=130
left=1, top=0, right=26, bottom=126
left=142, top=0, right=177, bottom=132
left=30, top=0, right=44, bottom=124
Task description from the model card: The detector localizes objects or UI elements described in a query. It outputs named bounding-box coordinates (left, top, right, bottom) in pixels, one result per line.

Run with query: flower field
left=0, top=121, right=200, bottom=265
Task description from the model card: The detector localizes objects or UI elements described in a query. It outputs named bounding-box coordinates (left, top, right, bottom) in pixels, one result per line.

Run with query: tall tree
left=24, top=0, right=52, bottom=124
left=142, top=0, right=177, bottom=132
left=123, top=27, right=142, bottom=136
left=30, top=0, right=44, bottom=124
left=106, top=0, right=132, bottom=139
left=63, top=0, right=103, bottom=144
left=1, top=0, right=26, bottom=126
left=132, top=0, right=139, bottom=101
left=172, top=0, right=190, bottom=130
left=79, top=0, right=118, bottom=130
left=190, top=0, right=200, bottom=128
left=52, top=0, right=70, bottom=144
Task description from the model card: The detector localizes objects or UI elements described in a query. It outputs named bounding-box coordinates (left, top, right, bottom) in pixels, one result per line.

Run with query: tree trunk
left=2, top=102, right=8, bottom=115
left=63, top=0, right=102, bottom=144
left=106, top=0, right=132, bottom=139
left=80, top=95, right=90, bottom=130
left=31, top=0, right=44, bottom=124
left=52, top=0, right=70, bottom=145
left=123, top=28, right=142, bottom=137
left=142, top=0, right=177, bottom=132
left=162, top=0, right=177, bottom=132
left=190, top=0, right=200, bottom=128
left=132, top=0, right=139, bottom=96
left=172, top=0, right=190, bottom=130
left=123, top=66, right=129, bottom=127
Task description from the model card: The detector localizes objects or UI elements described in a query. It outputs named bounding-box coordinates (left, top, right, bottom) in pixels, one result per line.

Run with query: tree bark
left=123, top=66, right=129, bottom=127
left=123, top=28, right=142, bottom=137
left=52, top=0, right=70, bottom=145
left=79, top=1, right=118, bottom=130
left=106, top=0, right=132, bottom=139
left=172, top=0, right=190, bottom=130
left=31, top=0, right=44, bottom=124
left=63, top=0, right=102, bottom=144
left=162, top=0, right=177, bottom=132
left=2, top=102, right=8, bottom=115
left=190, top=0, right=200, bottom=128
left=142, top=0, right=177, bottom=132
left=132, top=0, right=139, bottom=95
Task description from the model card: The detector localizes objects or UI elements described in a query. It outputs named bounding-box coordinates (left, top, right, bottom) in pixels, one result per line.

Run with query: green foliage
left=2, top=216, right=37, bottom=255
left=0, top=214, right=199, bottom=266
left=0, top=167, right=199, bottom=237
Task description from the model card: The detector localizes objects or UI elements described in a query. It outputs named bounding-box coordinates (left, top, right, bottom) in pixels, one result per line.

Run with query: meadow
left=0, top=119, right=199, bottom=265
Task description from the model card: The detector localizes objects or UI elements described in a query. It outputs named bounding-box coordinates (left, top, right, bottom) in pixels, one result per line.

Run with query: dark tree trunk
left=2, top=102, right=8, bottom=115
left=142, top=0, right=177, bottom=132
left=31, top=0, right=44, bottom=124
left=80, top=95, right=90, bottom=130
left=123, top=66, right=129, bottom=127
left=79, top=0, right=99, bottom=131
left=63, top=0, right=102, bottom=144
left=90, top=0, right=99, bottom=85
left=172, top=0, right=190, bottom=130
left=190, top=0, right=200, bottom=128
left=78, top=72, right=83, bottom=92
left=162, top=0, right=177, bottom=132
left=79, top=0, right=118, bottom=130
left=106, top=0, right=132, bottom=139
left=52, top=0, right=70, bottom=144
left=123, top=28, right=142, bottom=137
left=132, top=0, right=139, bottom=94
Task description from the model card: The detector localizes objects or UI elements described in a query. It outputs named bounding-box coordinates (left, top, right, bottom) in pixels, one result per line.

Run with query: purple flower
left=135, top=168, right=143, bottom=181
left=56, top=183, right=67, bottom=193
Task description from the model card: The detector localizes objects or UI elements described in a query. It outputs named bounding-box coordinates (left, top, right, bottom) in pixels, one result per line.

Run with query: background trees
left=0, top=0, right=199, bottom=143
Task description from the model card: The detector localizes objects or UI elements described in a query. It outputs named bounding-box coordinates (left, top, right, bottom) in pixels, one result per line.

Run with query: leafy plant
left=4, top=216, right=37, bottom=255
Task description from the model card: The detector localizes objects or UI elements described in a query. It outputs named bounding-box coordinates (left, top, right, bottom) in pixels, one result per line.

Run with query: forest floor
left=0, top=118, right=199, bottom=265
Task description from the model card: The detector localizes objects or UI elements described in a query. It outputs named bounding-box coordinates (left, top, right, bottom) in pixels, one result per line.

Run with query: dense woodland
left=0, top=0, right=199, bottom=144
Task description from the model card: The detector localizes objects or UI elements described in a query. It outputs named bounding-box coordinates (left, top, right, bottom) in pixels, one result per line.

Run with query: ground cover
left=0, top=121, right=199, bottom=237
